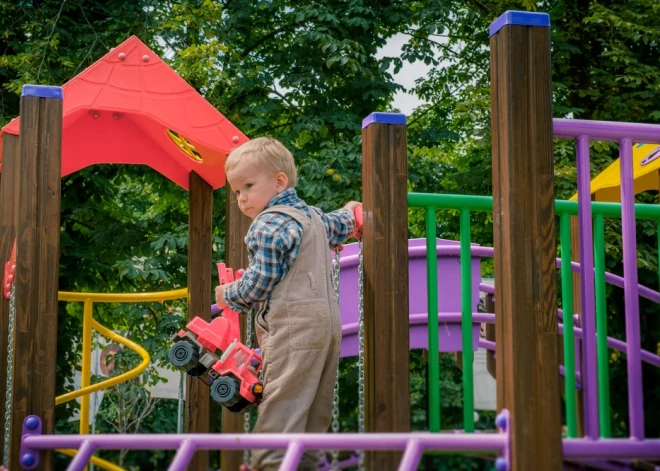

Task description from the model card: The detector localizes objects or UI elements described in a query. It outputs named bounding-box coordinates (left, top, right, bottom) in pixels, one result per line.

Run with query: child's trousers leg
left=250, top=314, right=336, bottom=471
left=300, top=314, right=342, bottom=468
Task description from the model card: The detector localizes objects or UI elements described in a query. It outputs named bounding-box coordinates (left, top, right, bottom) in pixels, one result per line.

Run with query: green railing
left=407, top=192, right=660, bottom=437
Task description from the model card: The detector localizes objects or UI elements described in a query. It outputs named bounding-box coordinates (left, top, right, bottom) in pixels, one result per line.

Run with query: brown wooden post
left=490, top=11, right=563, bottom=471
left=10, top=85, right=63, bottom=470
left=186, top=170, right=213, bottom=471
left=361, top=112, right=409, bottom=470
left=220, top=188, right=252, bottom=471
left=0, top=133, right=19, bottom=459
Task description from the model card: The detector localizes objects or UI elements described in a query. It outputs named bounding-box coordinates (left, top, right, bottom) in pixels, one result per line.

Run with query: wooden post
left=186, top=170, right=213, bottom=471
left=10, top=85, right=63, bottom=470
left=361, top=112, right=409, bottom=470
left=0, top=133, right=19, bottom=459
left=220, top=189, right=252, bottom=471
left=490, top=11, right=563, bottom=471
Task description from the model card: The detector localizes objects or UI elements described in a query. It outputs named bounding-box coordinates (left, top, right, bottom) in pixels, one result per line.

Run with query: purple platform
left=337, top=238, right=482, bottom=357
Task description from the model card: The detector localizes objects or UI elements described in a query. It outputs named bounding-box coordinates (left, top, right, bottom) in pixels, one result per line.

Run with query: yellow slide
left=570, top=142, right=660, bottom=202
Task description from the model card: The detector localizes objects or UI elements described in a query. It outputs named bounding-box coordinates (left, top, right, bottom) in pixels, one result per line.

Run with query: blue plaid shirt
left=223, top=188, right=356, bottom=314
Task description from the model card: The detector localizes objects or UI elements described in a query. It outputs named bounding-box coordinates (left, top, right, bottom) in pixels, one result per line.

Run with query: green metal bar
left=594, top=214, right=612, bottom=438
left=406, top=193, right=660, bottom=221
left=426, top=207, right=440, bottom=432
left=460, top=209, right=475, bottom=433
left=560, top=213, right=578, bottom=438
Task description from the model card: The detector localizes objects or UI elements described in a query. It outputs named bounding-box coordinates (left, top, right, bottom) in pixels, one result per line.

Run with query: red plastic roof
left=0, top=36, right=248, bottom=190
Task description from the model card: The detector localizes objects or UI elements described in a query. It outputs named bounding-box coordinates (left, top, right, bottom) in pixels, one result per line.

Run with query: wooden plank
left=490, top=15, right=563, bottom=471
left=185, top=170, right=213, bottom=471
left=361, top=114, right=409, bottom=470
left=0, top=134, right=19, bottom=459
left=11, top=89, right=63, bottom=470
left=220, top=188, right=252, bottom=471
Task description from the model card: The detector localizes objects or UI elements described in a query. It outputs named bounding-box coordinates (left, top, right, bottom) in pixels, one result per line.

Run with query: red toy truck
left=168, top=264, right=263, bottom=413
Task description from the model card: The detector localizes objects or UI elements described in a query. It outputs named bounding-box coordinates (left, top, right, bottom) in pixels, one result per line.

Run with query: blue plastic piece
left=25, top=416, right=40, bottom=430
left=495, top=413, right=507, bottom=431
left=495, top=457, right=508, bottom=471
left=21, top=453, right=36, bottom=467
left=21, top=84, right=63, bottom=99
left=361, top=112, right=406, bottom=129
left=489, top=10, right=550, bottom=37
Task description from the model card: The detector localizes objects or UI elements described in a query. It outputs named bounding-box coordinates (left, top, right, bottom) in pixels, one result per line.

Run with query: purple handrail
left=552, top=117, right=659, bottom=440
left=19, top=415, right=511, bottom=471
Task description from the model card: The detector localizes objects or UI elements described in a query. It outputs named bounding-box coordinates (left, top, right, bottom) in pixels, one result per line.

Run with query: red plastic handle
left=217, top=262, right=244, bottom=284
left=351, top=203, right=363, bottom=240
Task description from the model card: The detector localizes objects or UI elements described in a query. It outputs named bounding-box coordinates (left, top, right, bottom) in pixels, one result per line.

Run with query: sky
left=378, top=33, right=434, bottom=116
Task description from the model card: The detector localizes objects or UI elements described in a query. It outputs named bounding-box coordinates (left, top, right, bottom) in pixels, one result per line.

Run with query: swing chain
left=243, top=308, right=254, bottom=468
left=2, top=284, right=16, bottom=468
left=357, top=240, right=365, bottom=470
left=330, top=250, right=341, bottom=470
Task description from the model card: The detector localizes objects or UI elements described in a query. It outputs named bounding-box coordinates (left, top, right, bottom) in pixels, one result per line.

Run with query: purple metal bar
left=575, top=135, right=600, bottom=438
left=563, top=439, right=660, bottom=459
left=342, top=312, right=493, bottom=336
left=67, top=440, right=96, bottom=471
left=19, top=411, right=510, bottom=471
left=553, top=118, right=660, bottom=143
left=398, top=439, right=424, bottom=471
left=279, top=441, right=304, bottom=471
left=558, top=324, right=660, bottom=368
left=23, top=432, right=508, bottom=452
left=619, top=138, right=645, bottom=439
left=319, top=454, right=359, bottom=471
left=168, top=440, right=196, bottom=471
left=476, top=317, right=660, bottom=370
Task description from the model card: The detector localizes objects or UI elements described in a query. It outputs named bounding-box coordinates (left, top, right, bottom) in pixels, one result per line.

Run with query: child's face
left=227, top=161, right=288, bottom=219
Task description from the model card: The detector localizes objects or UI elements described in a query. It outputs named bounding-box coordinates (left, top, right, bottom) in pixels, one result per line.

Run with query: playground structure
left=0, top=8, right=657, bottom=471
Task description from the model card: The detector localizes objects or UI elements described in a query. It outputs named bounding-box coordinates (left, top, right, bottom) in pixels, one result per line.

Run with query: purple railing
left=553, top=117, right=660, bottom=440
left=19, top=414, right=511, bottom=471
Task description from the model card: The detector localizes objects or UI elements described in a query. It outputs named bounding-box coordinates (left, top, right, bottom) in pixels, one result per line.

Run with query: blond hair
left=225, top=137, right=297, bottom=188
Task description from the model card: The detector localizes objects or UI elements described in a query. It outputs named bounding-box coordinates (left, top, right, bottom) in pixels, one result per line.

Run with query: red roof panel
left=0, top=35, right=248, bottom=190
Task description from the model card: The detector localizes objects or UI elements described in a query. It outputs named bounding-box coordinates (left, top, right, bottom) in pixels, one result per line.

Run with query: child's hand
left=343, top=200, right=361, bottom=212
left=215, top=284, right=228, bottom=309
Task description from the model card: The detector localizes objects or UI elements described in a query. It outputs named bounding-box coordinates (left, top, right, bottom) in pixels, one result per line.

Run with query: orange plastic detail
left=0, top=36, right=249, bottom=190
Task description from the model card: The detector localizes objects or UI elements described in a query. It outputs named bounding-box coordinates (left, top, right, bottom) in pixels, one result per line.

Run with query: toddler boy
left=215, top=136, right=360, bottom=471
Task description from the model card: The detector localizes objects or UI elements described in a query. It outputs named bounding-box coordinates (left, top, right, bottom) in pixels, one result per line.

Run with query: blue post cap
left=489, top=10, right=550, bottom=37
left=362, top=112, right=406, bottom=129
left=21, top=84, right=63, bottom=99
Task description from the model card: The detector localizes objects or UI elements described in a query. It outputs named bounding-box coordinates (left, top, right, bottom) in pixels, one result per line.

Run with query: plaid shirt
left=223, top=188, right=356, bottom=314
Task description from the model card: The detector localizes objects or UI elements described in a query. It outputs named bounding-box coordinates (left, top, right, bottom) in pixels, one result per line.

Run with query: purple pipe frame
left=575, top=135, right=600, bottom=439
left=553, top=118, right=656, bottom=440
left=20, top=413, right=512, bottom=471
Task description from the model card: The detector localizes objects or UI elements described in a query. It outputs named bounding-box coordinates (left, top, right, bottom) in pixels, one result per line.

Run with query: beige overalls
left=251, top=205, right=343, bottom=471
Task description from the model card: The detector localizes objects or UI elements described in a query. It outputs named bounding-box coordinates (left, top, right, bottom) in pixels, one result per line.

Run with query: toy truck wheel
left=210, top=376, right=239, bottom=405
left=168, top=341, right=199, bottom=372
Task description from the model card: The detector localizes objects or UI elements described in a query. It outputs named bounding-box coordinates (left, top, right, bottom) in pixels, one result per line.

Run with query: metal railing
left=409, top=191, right=660, bottom=440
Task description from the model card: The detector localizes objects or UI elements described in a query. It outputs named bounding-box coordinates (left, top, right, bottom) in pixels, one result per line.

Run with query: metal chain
left=243, top=308, right=254, bottom=468
left=2, top=284, right=16, bottom=468
left=357, top=240, right=365, bottom=471
left=330, top=250, right=341, bottom=471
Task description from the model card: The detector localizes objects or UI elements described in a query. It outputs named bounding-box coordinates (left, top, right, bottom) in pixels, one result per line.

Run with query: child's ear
left=276, top=172, right=288, bottom=192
